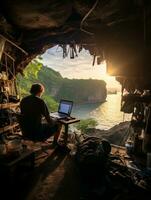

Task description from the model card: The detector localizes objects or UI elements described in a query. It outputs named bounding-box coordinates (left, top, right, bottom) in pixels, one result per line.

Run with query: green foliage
left=24, top=60, right=42, bottom=79
left=17, top=58, right=107, bottom=112
left=17, top=59, right=58, bottom=111
left=75, top=118, right=98, bottom=134
left=38, top=66, right=62, bottom=95
left=42, top=94, right=58, bottom=112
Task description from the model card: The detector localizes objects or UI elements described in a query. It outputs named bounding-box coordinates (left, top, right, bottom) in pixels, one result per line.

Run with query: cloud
left=41, top=46, right=121, bottom=88
left=42, top=46, right=94, bottom=72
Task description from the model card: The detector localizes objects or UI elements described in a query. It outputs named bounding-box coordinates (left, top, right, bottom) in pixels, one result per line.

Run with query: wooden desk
left=58, top=118, right=80, bottom=145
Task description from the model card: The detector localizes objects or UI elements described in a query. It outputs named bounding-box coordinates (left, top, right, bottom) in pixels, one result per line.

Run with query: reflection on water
left=72, top=93, right=131, bottom=130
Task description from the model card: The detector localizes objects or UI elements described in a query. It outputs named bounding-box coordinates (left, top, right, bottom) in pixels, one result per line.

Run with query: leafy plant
left=75, top=118, right=98, bottom=134
left=42, top=94, right=58, bottom=112
left=17, top=58, right=58, bottom=111
left=24, top=59, right=43, bottom=79
left=17, top=58, right=107, bottom=112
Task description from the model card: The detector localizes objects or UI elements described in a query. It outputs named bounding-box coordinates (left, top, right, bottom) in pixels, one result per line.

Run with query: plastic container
left=125, top=140, right=134, bottom=154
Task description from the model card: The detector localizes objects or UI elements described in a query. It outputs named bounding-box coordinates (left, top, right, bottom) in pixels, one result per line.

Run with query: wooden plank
left=0, top=34, right=28, bottom=55
left=111, top=144, right=127, bottom=156
left=3, top=51, right=15, bottom=62
left=0, top=79, right=12, bottom=83
left=0, top=102, right=19, bottom=109
left=59, top=118, right=80, bottom=125
left=6, top=150, right=34, bottom=167
left=0, top=123, right=19, bottom=134
left=111, top=144, right=126, bottom=150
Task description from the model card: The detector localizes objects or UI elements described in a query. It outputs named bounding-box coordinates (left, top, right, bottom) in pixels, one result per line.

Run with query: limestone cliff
left=55, top=78, right=107, bottom=104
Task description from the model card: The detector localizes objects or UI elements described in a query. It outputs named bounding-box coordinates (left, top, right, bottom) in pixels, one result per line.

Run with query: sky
left=41, top=46, right=121, bottom=90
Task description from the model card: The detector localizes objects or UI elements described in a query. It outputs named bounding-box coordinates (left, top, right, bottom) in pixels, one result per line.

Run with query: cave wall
left=0, top=0, right=151, bottom=88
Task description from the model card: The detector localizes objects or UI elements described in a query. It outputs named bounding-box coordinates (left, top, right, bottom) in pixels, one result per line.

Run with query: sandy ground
left=23, top=147, right=81, bottom=200
left=23, top=122, right=130, bottom=200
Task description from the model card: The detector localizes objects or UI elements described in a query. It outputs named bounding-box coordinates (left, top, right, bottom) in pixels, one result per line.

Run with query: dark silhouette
left=20, top=83, right=61, bottom=142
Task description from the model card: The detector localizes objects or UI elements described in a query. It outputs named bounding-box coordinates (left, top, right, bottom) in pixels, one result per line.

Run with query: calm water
left=72, top=93, right=131, bottom=130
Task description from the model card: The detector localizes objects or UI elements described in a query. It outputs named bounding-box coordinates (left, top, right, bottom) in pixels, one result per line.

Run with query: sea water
left=72, top=93, right=131, bottom=130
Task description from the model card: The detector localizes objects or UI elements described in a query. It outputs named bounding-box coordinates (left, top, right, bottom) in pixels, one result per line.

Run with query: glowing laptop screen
left=58, top=100, right=73, bottom=115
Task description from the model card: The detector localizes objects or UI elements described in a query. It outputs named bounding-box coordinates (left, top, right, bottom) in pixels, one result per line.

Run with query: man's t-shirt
left=20, top=95, right=51, bottom=136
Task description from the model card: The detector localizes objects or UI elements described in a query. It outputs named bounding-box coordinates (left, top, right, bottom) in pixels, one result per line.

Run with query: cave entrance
left=17, top=45, right=131, bottom=131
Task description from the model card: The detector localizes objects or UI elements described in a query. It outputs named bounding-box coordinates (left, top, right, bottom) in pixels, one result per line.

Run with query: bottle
left=125, top=139, right=134, bottom=154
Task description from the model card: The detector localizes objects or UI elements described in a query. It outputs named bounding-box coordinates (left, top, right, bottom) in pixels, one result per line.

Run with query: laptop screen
left=58, top=100, right=73, bottom=115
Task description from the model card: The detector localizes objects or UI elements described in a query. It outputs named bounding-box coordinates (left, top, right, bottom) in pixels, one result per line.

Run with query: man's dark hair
left=30, top=83, right=44, bottom=95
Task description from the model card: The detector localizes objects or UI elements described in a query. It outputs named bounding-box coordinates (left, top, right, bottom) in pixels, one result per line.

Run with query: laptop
left=50, top=99, right=73, bottom=119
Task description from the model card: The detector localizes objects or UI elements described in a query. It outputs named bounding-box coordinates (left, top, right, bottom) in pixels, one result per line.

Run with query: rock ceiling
left=0, top=0, right=151, bottom=87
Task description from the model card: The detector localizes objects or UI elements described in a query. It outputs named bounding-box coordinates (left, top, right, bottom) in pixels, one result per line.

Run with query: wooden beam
left=0, top=34, right=28, bottom=55
left=0, top=123, right=19, bottom=134
left=3, top=51, right=15, bottom=62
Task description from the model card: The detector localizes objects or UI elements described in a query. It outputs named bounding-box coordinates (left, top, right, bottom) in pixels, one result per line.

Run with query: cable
left=80, top=0, right=99, bottom=35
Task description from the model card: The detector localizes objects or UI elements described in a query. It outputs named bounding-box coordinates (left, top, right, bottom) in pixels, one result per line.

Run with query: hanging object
left=0, top=37, right=5, bottom=61
left=97, top=51, right=105, bottom=65
left=60, top=44, right=68, bottom=58
left=92, top=46, right=105, bottom=66
left=69, top=41, right=78, bottom=59
left=78, top=44, right=83, bottom=53
left=70, top=47, right=74, bottom=59
left=97, top=56, right=101, bottom=65
left=80, top=0, right=99, bottom=36
left=92, top=54, right=96, bottom=66
left=60, top=43, right=79, bottom=59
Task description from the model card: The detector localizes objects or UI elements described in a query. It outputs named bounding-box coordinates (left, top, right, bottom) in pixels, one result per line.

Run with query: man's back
left=20, top=95, right=49, bottom=134
left=19, top=83, right=61, bottom=142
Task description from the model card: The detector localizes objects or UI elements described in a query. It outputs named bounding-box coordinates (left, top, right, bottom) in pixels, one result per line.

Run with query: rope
left=80, top=0, right=99, bottom=35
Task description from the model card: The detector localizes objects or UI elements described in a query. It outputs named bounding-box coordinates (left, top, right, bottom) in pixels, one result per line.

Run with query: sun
left=92, top=61, right=121, bottom=90
left=42, top=47, right=121, bottom=90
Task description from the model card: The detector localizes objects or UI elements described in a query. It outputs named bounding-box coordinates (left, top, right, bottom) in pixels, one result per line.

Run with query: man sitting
left=20, top=83, right=61, bottom=144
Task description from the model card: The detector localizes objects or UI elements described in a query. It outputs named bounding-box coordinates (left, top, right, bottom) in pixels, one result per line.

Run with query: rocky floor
left=20, top=145, right=150, bottom=200
left=1, top=122, right=150, bottom=200
left=11, top=147, right=81, bottom=200
left=86, top=121, right=131, bottom=146
left=28, top=149, right=81, bottom=200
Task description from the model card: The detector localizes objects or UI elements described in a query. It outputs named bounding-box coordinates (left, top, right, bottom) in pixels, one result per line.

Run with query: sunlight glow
left=99, top=61, right=121, bottom=90
left=42, top=46, right=121, bottom=90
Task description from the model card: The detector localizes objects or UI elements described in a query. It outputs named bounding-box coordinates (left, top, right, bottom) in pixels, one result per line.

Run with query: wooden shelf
left=0, top=123, right=19, bottom=134
left=0, top=79, right=12, bottom=83
left=0, top=102, right=19, bottom=109
left=6, top=150, right=34, bottom=167
left=59, top=118, right=80, bottom=125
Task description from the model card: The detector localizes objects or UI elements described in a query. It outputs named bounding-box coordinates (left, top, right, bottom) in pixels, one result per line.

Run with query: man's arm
left=41, top=100, right=57, bottom=125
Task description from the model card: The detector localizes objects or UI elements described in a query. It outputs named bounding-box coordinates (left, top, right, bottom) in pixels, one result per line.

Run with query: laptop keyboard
left=50, top=112, right=68, bottom=118
left=58, top=113, right=67, bottom=117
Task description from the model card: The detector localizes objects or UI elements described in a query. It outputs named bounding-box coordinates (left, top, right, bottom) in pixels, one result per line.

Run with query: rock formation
left=86, top=121, right=131, bottom=146
left=0, top=0, right=151, bottom=89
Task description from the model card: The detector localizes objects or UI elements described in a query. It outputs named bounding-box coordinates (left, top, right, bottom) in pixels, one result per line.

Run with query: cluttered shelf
left=0, top=79, right=12, bottom=81
left=0, top=123, right=19, bottom=134
left=0, top=102, right=19, bottom=109
left=0, top=80, right=13, bottom=85
left=0, top=78, right=13, bottom=82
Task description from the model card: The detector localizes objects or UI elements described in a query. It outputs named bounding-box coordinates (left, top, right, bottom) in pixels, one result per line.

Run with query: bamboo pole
left=3, top=51, right=15, bottom=62
left=0, top=34, right=28, bottom=55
